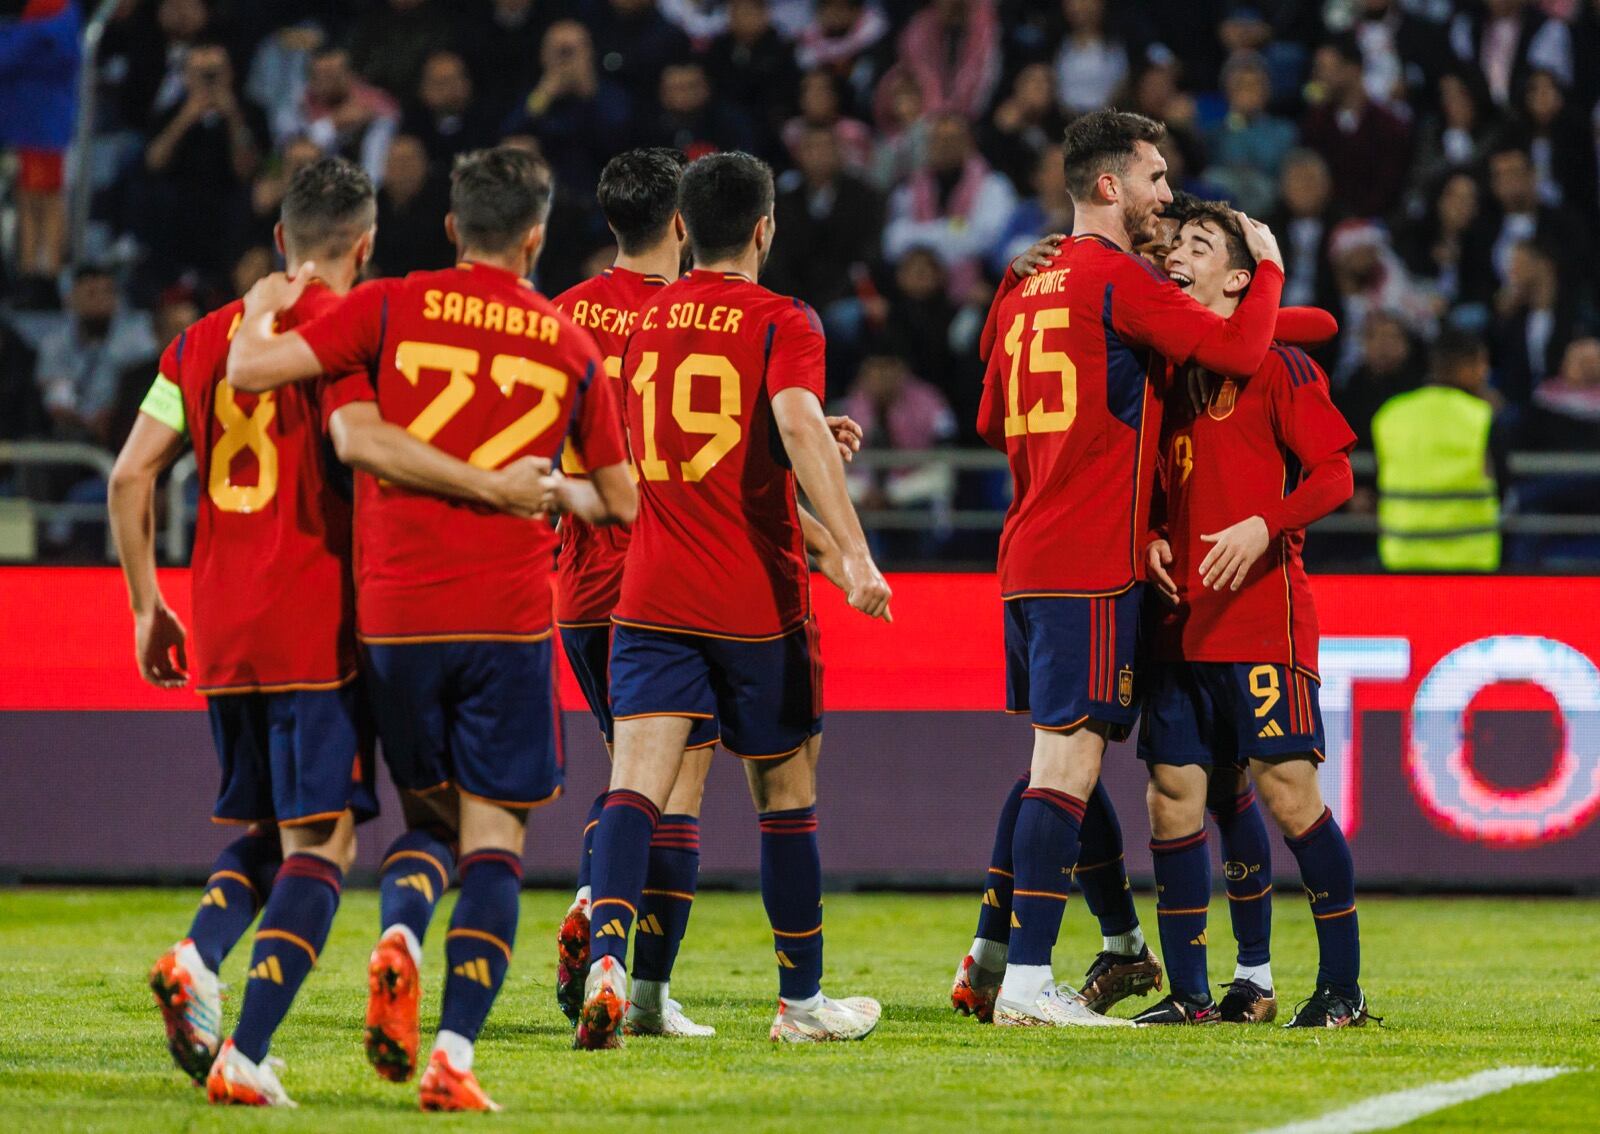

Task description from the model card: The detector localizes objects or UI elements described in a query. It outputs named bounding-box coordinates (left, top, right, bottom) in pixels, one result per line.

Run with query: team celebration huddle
left=109, top=107, right=1369, bottom=1114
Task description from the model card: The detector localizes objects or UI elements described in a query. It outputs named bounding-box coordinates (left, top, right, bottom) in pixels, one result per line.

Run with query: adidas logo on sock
left=1010, top=912, right=1021, bottom=929
left=775, top=950, right=796, bottom=969
left=396, top=873, right=435, bottom=903
left=982, top=888, right=1000, bottom=908
left=248, top=955, right=284, bottom=984
left=452, top=958, right=492, bottom=987
left=201, top=886, right=228, bottom=909
left=595, top=918, right=627, bottom=939
left=1257, top=720, right=1285, bottom=739
left=637, top=914, right=664, bottom=935
left=1189, top=931, right=1208, bottom=947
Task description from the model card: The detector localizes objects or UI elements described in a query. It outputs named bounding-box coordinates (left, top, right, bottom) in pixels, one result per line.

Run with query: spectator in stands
left=347, top=0, right=456, bottom=101
left=784, top=70, right=875, bottom=172
left=1269, top=149, right=1341, bottom=311
left=1327, top=218, right=1437, bottom=380
left=1341, top=309, right=1422, bottom=450
left=992, top=144, right=1072, bottom=279
left=1300, top=34, right=1413, bottom=220
left=883, top=113, right=1015, bottom=304
left=897, top=0, right=1001, bottom=122
left=1491, top=239, right=1576, bottom=412
left=401, top=50, right=497, bottom=168
left=231, top=245, right=273, bottom=299
left=647, top=60, right=756, bottom=157
left=505, top=20, right=632, bottom=202
left=1401, top=170, right=1496, bottom=315
left=767, top=124, right=884, bottom=320
left=109, top=288, right=199, bottom=450
left=658, top=0, right=730, bottom=42
left=459, top=0, right=562, bottom=122
left=141, top=41, right=268, bottom=289
left=1351, top=0, right=1445, bottom=108
left=583, top=0, right=692, bottom=107
left=868, top=68, right=929, bottom=190
left=1406, top=65, right=1512, bottom=211
left=246, top=134, right=323, bottom=249
left=795, top=0, right=891, bottom=112
left=866, top=247, right=965, bottom=412
left=841, top=338, right=958, bottom=521
left=244, top=19, right=330, bottom=137
left=373, top=135, right=453, bottom=277
left=706, top=0, right=801, bottom=158
left=292, top=46, right=399, bottom=184
left=1479, top=139, right=1586, bottom=289
left=980, top=63, right=1066, bottom=193
left=1126, top=46, right=1198, bottom=135
left=33, top=267, right=156, bottom=447
left=114, top=0, right=215, bottom=127
left=1449, top=0, right=1572, bottom=109
left=1528, top=336, right=1600, bottom=451
left=1053, top=0, right=1128, bottom=116
left=1207, top=50, right=1298, bottom=216
left=1521, top=68, right=1598, bottom=220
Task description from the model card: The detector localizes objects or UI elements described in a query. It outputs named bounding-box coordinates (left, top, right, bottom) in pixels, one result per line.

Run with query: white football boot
left=770, top=993, right=882, bottom=1042
left=993, top=983, right=1137, bottom=1027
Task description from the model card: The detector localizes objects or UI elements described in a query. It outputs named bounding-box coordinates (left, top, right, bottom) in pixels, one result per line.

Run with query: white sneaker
left=993, top=983, right=1136, bottom=1028
left=205, top=1039, right=297, bottom=1106
left=625, top=997, right=717, bottom=1037
left=770, top=994, right=882, bottom=1042
left=149, top=939, right=223, bottom=1084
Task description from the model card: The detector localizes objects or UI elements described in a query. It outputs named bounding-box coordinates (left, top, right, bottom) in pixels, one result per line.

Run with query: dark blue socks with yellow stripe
left=188, top=830, right=281, bottom=973
left=759, top=807, right=823, bottom=1002
left=1285, top=807, right=1359, bottom=998
left=1151, top=830, right=1211, bottom=1002
left=575, top=793, right=606, bottom=894
left=974, top=775, right=1028, bottom=947
left=1075, top=781, right=1140, bottom=940
left=588, top=790, right=660, bottom=968
left=632, top=815, right=699, bottom=983
left=440, top=851, right=522, bottom=1043
left=232, top=853, right=342, bottom=1063
left=1006, top=788, right=1085, bottom=968
left=378, top=828, right=455, bottom=949
left=1211, top=788, right=1273, bottom=974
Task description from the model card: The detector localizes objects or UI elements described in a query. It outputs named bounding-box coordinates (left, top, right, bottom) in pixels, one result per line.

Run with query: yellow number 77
left=394, top=340, right=569, bottom=469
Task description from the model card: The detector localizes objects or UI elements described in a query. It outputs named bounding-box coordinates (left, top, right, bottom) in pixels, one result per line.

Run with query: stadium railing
left=66, top=0, right=123, bottom=266
left=0, top=440, right=117, bottom=559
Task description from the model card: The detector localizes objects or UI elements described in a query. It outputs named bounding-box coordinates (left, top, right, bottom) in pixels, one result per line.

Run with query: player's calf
left=369, top=826, right=455, bottom=1081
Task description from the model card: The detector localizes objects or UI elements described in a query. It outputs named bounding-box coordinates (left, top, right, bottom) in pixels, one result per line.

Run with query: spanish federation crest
left=1117, top=666, right=1134, bottom=707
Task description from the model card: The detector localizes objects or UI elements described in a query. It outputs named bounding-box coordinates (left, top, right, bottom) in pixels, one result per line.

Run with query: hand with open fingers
left=242, top=266, right=315, bottom=319
left=1011, top=233, right=1066, bottom=277
left=1146, top=538, right=1180, bottom=605
left=843, top=550, right=893, bottom=622
left=494, top=455, right=555, bottom=518
left=1234, top=212, right=1282, bottom=269
left=136, top=605, right=189, bottom=689
left=1199, top=515, right=1270, bottom=592
left=827, top=414, right=863, bottom=462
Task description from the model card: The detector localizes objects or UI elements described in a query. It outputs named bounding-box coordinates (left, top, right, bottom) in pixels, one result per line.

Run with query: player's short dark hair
left=1060, top=108, right=1166, bottom=202
left=597, top=148, right=688, bottom=255
left=449, top=146, right=554, bottom=253
left=1174, top=198, right=1255, bottom=274
left=678, top=151, right=774, bottom=264
left=280, top=156, right=376, bottom=259
left=1431, top=326, right=1488, bottom=380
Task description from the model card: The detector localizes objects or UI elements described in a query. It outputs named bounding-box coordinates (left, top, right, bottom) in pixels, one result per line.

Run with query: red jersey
left=614, top=270, right=826, bottom=639
left=976, top=235, right=1285, bottom=597
left=550, top=266, right=671, bottom=625
left=1152, top=344, right=1355, bottom=674
left=297, top=261, right=627, bottom=641
left=153, top=285, right=355, bottom=693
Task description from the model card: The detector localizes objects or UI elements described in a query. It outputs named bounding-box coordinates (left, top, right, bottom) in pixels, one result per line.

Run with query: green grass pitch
left=1, top=889, right=1596, bottom=1132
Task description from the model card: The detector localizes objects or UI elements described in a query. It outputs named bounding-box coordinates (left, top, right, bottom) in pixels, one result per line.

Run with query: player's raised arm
left=108, top=374, right=191, bottom=688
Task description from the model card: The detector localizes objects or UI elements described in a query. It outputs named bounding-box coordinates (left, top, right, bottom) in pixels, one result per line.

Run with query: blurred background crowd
left=4, top=0, right=1600, bottom=567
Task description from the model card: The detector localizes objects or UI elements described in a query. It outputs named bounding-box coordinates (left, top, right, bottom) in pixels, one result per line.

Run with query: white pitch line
left=1251, top=1066, right=1572, bottom=1134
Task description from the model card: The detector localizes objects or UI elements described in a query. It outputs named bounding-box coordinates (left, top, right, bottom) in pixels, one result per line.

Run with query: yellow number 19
left=630, top=351, right=744, bottom=482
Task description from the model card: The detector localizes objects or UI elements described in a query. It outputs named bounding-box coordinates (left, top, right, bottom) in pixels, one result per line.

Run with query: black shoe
left=1131, top=994, right=1220, bottom=1025
left=1078, top=945, right=1164, bottom=1013
left=1283, top=986, right=1380, bottom=1029
left=1218, top=979, right=1277, bottom=1023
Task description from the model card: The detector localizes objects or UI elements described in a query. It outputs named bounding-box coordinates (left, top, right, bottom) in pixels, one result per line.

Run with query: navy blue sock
left=632, top=814, right=699, bottom=983
left=1151, top=830, right=1211, bottom=1002
left=974, top=774, right=1028, bottom=945
left=588, top=790, right=660, bottom=968
left=1074, top=781, right=1139, bottom=938
left=1210, top=787, right=1273, bottom=969
left=1285, top=807, right=1360, bottom=998
left=576, top=792, right=606, bottom=892
left=187, top=831, right=281, bottom=972
left=440, top=850, right=522, bottom=1043
left=1007, top=788, right=1085, bottom=967
left=378, top=828, right=455, bottom=945
left=232, top=854, right=342, bottom=1063
left=759, top=807, right=823, bottom=1001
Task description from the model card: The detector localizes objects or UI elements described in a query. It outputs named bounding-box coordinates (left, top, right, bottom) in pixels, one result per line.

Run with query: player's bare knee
left=612, top=716, right=693, bottom=806
left=1250, top=756, right=1325, bottom=834
left=458, top=795, right=528, bottom=858
left=400, top=787, right=459, bottom=837
left=665, top=745, right=713, bottom=817
left=1030, top=726, right=1103, bottom=797
left=745, top=748, right=816, bottom=812
left=1146, top=764, right=1207, bottom=840
left=281, top=811, right=357, bottom=873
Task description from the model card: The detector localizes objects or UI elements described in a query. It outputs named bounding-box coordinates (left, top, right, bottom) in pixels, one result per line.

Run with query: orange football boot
left=365, top=929, right=421, bottom=1082
left=418, top=1049, right=501, bottom=1112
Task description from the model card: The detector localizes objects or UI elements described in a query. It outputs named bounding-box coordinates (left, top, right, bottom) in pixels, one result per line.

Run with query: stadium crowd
left=5, top=0, right=1600, bottom=559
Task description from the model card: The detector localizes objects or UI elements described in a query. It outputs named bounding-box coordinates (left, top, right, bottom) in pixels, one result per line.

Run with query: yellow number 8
left=209, top=381, right=278, bottom=513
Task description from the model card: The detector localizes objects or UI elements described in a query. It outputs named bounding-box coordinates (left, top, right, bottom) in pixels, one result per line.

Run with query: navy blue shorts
left=1138, top=661, right=1325, bottom=767
left=364, top=637, right=564, bottom=808
left=206, top=682, right=378, bottom=826
left=560, top=622, right=719, bottom=750
left=1004, top=589, right=1143, bottom=737
left=609, top=620, right=822, bottom=760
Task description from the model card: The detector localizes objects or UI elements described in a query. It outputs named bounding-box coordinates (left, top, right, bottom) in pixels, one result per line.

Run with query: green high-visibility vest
left=1371, top=385, right=1500, bottom=572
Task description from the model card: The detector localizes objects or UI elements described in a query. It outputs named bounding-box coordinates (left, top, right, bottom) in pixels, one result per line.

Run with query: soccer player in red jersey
left=548, top=149, right=859, bottom=1037
left=108, top=159, right=551, bottom=1106
left=1134, top=201, right=1369, bottom=1029
left=957, top=110, right=1290, bottom=1028
left=227, top=147, right=635, bottom=1110
left=575, top=152, right=892, bottom=1050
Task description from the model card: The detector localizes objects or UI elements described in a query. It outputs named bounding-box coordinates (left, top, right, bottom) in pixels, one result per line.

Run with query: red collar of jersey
left=1072, top=233, right=1125, bottom=251
left=686, top=267, right=754, bottom=284
left=602, top=266, right=671, bottom=287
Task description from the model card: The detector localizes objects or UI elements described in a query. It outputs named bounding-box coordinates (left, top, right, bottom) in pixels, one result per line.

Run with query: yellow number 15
left=1003, top=308, right=1077, bottom=437
left=630, top=351, right=743, bottom=482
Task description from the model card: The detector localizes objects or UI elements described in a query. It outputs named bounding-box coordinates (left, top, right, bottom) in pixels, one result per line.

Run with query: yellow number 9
left=1248, top=664, right=1281, bottom=718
